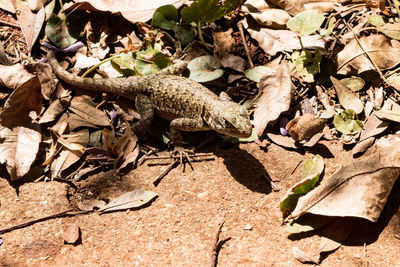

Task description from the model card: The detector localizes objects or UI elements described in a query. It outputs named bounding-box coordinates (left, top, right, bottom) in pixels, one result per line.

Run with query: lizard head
left=204, top=95, right=253, bottom=138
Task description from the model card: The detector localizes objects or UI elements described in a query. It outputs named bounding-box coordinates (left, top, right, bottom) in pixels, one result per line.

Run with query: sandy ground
left=0, top=141, right=399, bottom=266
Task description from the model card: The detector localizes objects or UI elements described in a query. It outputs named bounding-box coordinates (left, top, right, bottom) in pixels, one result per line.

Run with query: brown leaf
left=39, top=93, right=72, bottom=124
left=213, top=29, right=235, bottom=58
left=241, top=1, right=290, bottom=29
left=69, top=96, right=110, bottom=127
left=51, top=129, right=89, bottom=179
left=18, top=6, right=45, bottom=51
left=286, top=114, right=326, bottom=142
left=64, top=0, right=186, bottom=23
left=0, top=64, right=34, bottom=89
left=266, top=132, right=298, bottom=149
left=63, top=222, right=80, bottom=244
left=77, top=199, right=106, bottom=211
left=291, top=135, right=400, bottom=222
left=253, top=62, right=292, bottom=136
left=26, top=62, right=56, bottom=100
left=292, top=246, right=318, bottom=264
left=0, top=0, right=16, bottom=13
left=112, top=127, right=139, bottom=171
left=337, top=34, right=400, bottom=75
left=330, top=77, right=364, bottom=114
left=242, top=18, right=326, bottom=56
left=319, top=217, right=355, bottom=253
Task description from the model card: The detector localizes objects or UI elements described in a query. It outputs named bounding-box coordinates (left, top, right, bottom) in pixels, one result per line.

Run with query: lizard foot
left=171, top=146, right=195, bottom=170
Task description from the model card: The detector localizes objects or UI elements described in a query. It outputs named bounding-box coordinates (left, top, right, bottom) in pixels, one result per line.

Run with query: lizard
left=47, top=50, right=253, bottom=155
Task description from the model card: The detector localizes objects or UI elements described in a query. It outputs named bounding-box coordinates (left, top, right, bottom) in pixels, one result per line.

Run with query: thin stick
left=0, top=209, right=90, bottom=235
left=145, top=153, right=214, bottom=160
left=210, top=221, right=225, bottom=267
left=264, top=174, right=279, bottom=192
left=0, top=20, right=20, bottom=28
left=238, top=21, right=254, bottom=68
left=153, top=159, right=179, bottom=186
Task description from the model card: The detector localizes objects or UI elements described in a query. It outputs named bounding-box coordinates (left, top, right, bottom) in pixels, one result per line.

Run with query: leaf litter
left=1, top=0, right=400, bottom=265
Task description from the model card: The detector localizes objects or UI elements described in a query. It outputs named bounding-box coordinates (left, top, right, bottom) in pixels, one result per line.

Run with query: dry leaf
left=331, top=77, right=364, bottom=114
left=242, top=18, right=326, bottom=56
left=69, top=96, right=110, bottom=127
left=18, top=6, right=45, bottom=51
left=99, top=189, right=157, bottom=213
left=286, top=114, right=326, bottom=142
left=63, top=222, right=80, bottom=244
left=387, top=73, right=400, bottom=92
left=266, top=132, right=298, bottom=149
left=112, top=127, right=139, bottom=171
left=241, top=0, right=291, bottom=29
left=291, top=135, right=400, bottom=222
left=64, top=0, right=186, bottom=23
left=253, top=62, right=292, bottom=136
left=337, top=34, right=400, bottom=75
left=51, top=129, right=89, bottom=179
left=26, top=62, right=56, bottom=100
left=319, top=217, right=355, bottom=253
left=77, top=199, right=106, bottom=211
left=0, top=0, right=16, bottom=13
left=0, top=64, right=34, bottom=89
left=39, top=94, right=72, bottom=124
left=292, top=246, right=318, bottom=264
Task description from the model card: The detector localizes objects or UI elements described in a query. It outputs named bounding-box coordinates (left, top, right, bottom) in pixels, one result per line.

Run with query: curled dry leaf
left=253, top=62, right=292, bottom=136
left=241, top=18, right=326, bottom=56
left=0, top=64, right=34, bottom=89
left=292, top=246, right=318, bottom=264
left=337, top=34, right=400, bottom=75
left=330, top=77, right=364, bottom=114
left=63, top=222, right=80, bottom=244
left=291, top=135, right=400, bottom=222
left=286, top=114, right=326, bottom=142
left=319, top=217, right=355, bottom=253
left=39, top=94, right=72, bottom=124
left=25, top=62, right=56, bottom=100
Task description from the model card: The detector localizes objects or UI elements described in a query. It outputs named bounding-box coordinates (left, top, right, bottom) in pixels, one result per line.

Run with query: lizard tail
left=46, top=50, right=138, bottom=99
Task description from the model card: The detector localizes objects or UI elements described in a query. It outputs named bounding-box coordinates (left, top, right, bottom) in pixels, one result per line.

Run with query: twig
left=0, top=20, right=20, bottom=28
left=147, top=157, right=214, bottom=166
left=153, top=159, right=179, bottom=186
left=145, top=153, right=214, bottom=160
left=0, top=209, right=90, bottom=235
left=238, top=21, right=254, bottom=68
left=210, top=221, right=225, bottom=267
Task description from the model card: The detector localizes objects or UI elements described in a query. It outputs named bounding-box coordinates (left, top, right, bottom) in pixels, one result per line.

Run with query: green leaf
left=286, top=10, right=325, bottom=36
left=187, top=55, right=223, bottom=82
left=175, top=24, right=195, bottom=47
left=181, top=0, right=239, bottom=24
left=289, top=50, right=321, bottom=83
left=333, top=109, right=363, bottom=134
left=111, top=54, right=136, bottom=76
left=280, top=155, right=324, bottom=211
left=285, top=215, right=335, bottom=234
left=45, top=13, right=80, bottom=49
left=245, top=66, right=272, bottom=82
left=368, top=14, right=386, bottom=27
left=320, top=17, right=336, bottom=37
left=378, top=22, right=400, bottom=40
left=135, top=41, right=172, bottom=75
left=152, top=5, right=178, bottom=30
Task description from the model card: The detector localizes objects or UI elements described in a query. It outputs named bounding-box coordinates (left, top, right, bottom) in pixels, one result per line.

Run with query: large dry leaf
left=291, top=135, right=400, bottom=222
left=253, top=62, right=292, bottom=136
left=26, top=62, right=56, bottom=100
left=286, top=114, right=326, bottom=142
left=39, top=93, right=72, bottom=124
left=241, top=0, right=291, bottom=29
left=112, top=127, right=139, bottom=171
left=18, top=6, right=45, bottom=51
left=337, top=34, right=400, bottom=75
left=330, top=77, right=364, bottom=114
left=242, top=18, right=326, bottom=56
left=69, top=96, right=110, bottom=127
left=0, top=64, right=34, bottom=89
left=64, top=0, right=186, bottom=23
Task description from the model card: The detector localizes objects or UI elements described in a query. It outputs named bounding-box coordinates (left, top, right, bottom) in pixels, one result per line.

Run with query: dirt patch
left=0, top=141, right=399, bottom=266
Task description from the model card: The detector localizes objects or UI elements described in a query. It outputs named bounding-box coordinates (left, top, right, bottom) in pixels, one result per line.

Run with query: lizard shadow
left=212, top=144, right=273, bottom=195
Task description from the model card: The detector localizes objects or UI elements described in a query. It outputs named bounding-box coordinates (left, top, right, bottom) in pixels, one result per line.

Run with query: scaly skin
left=47, top=51, right=252, bottom=145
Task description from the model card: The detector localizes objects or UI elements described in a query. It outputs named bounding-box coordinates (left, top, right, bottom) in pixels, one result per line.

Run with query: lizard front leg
left=131, top=94, right=154, bottom=137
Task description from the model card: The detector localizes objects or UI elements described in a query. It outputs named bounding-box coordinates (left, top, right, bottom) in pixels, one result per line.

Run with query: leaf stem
left=81, top=54, right=122, bottom=78
left=197, top=22, right=212, bottom=53
left=298, top=36, right=305, bottom=51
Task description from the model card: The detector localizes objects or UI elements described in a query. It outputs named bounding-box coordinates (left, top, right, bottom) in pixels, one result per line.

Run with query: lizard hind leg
left=131, top=94, right=154, bottom=137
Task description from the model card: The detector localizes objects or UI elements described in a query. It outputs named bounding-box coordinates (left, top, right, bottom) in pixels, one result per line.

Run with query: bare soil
left=0, top=141, right=399, bottom=266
